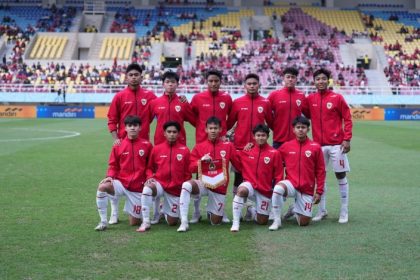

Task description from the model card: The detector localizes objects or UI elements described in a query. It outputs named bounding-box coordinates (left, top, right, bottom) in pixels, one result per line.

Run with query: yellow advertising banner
left=351, top=108, right=384, bottom=121
left=95, top=106, right=109, bottom=118
left=0, top=106, right=36, bottom=118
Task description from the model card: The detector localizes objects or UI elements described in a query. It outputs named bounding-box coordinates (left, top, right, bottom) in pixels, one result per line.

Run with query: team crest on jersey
left=175, top=105, right=181, bottom=112
left=326, top=102, right=332, bottom=109
left=257, top=106, right=263, bottom=113
left=305, top=150, right=312, bottom=157
left=220, top=150, right=226, bottom=158
left=176, top=154, right=183, bottom=161
left=139, top=149, right=145, bottom=156
left=220, top=102, right=225, bottom=109
left=296, top=99, right=301, bottom=107
left=141, top=99, right=147, bottom=106
left=264, top=157, right=270, bottom=164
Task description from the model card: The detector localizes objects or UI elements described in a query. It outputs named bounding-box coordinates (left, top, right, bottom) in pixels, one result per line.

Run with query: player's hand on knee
left=145, top=178, right=156, bottom=186
left=313, top=193, right=321, bottom=204
left=100, top=177, right=113, bottom=184
left=341, top=140, right=351, bottom=153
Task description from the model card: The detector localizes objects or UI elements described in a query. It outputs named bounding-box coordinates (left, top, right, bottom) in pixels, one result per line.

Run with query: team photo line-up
left=95, top=62, right=353, bottom=233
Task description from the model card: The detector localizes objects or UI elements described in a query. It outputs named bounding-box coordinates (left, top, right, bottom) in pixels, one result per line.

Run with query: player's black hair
left=163, top=120, right=181, bottom=132
left=124, top=115, right=141, bottom=125
left=162, top=71, right=179, bottom=83
left=126, top=63, right=143, bottom=74
left=206, top=116, right=221, bottom=127
left=245, top=73, right=260, bottom=82
left=206, top=69, right=222, bottom=80
left=283, top=67, right=299, bottom=76
left=252, top=124, right=270, bottom=135
left=292, top=116, right=310, bottom=127
left=313, top=68, right=331, bottom=79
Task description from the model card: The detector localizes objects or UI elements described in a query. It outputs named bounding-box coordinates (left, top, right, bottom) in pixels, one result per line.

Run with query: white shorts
left=240, top=182, right=271, bottom=216
left=281, top=180, right=313, bottom=218
left=194, top=179, right=226, bottom=217
left=154, top=181, right=180, bottom=218
left=112, top=179, right=142, bottom=219
left=322, top=145, right=350, bottom=173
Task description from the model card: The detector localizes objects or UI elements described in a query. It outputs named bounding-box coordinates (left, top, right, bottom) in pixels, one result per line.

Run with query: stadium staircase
left=101, top=12, right=116, bottom=33
left=339, top=44, right=356, bottom=66
left=70, top=10, right=83, bottom=32
left=373, top=44, right=388, bottom=69
left=149, top=43, right=164, bottom=67
left=364, top=69, right=393, bottom=95
left=62, top=33, right=78, bottom=60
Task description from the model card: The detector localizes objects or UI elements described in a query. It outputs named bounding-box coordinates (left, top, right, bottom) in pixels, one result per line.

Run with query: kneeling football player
left=137, top=121, right=191, bottom=232
left=95, top=115, right=152, bottom=231
left=230, top=124, right=283, bottom=232
left=269, top=116, right=326, bottom=230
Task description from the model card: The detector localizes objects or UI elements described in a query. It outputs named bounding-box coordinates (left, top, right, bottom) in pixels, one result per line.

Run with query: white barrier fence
left=0, top=84, right=419, bottom=104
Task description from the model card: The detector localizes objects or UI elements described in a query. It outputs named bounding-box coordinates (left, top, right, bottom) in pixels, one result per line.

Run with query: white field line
left=0, top=128, right=81, bottom=142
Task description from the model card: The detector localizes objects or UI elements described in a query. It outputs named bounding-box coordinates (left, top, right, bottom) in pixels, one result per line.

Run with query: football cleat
left=282, top=205, right=295, bottom=220
left=244, top=206, right=256, bottom=222
left=269, top=219, right=281, bottom=231
left=177, top=222, right=189, bottom=232
left=312, top=210, right=328, bottom=222
left=230, top=222, right=240, bottom=232
left=222, top=214, right=231, bottom=224
left=94, top=222, right=108, bottom=231
left=338, top=212, right=348, bottom=224
left=108, top=214, right=119, bottom=225
left=136, top=222, right=151, bottom=232
left=151, top=213, right=163, bottom=225
left=189, top=213, right=202, bottom=224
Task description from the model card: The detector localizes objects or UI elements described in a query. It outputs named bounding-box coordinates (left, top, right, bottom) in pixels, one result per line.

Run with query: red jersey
left=237, top=143, right=283, bottom=198
left=191, top=90, right=232, bottom=143
left=146, top=141, right=191, bottom=197
left=268, top=88, right=309, bottom=143
left=190, top=139, right=240, bottom=195
left=306, top=90, right=352, bottom=146
left=227, top=94, right=273, bottom=149
left=279, top=138, right=325, bottom=196
left=148, top=93, right=196, bottom=145
left=107, top=137, right=153, bottom=193
left=107, top=86, right=157, bottom=140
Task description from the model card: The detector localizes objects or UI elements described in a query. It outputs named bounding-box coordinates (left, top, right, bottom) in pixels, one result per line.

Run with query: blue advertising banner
left=37, top=106, right=95, bottom=118
left=385, top=108, right=420, bottom=121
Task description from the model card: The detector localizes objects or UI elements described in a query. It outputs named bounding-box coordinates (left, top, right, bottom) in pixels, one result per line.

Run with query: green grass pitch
left=0, top=119, right=419, bottom=279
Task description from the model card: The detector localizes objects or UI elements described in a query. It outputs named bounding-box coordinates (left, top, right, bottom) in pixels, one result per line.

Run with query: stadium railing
left=0, top=84, right=419, bottom=96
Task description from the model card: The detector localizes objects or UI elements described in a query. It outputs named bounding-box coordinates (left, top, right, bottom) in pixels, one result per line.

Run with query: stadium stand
left=0, top=4, right=417, bottom=92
